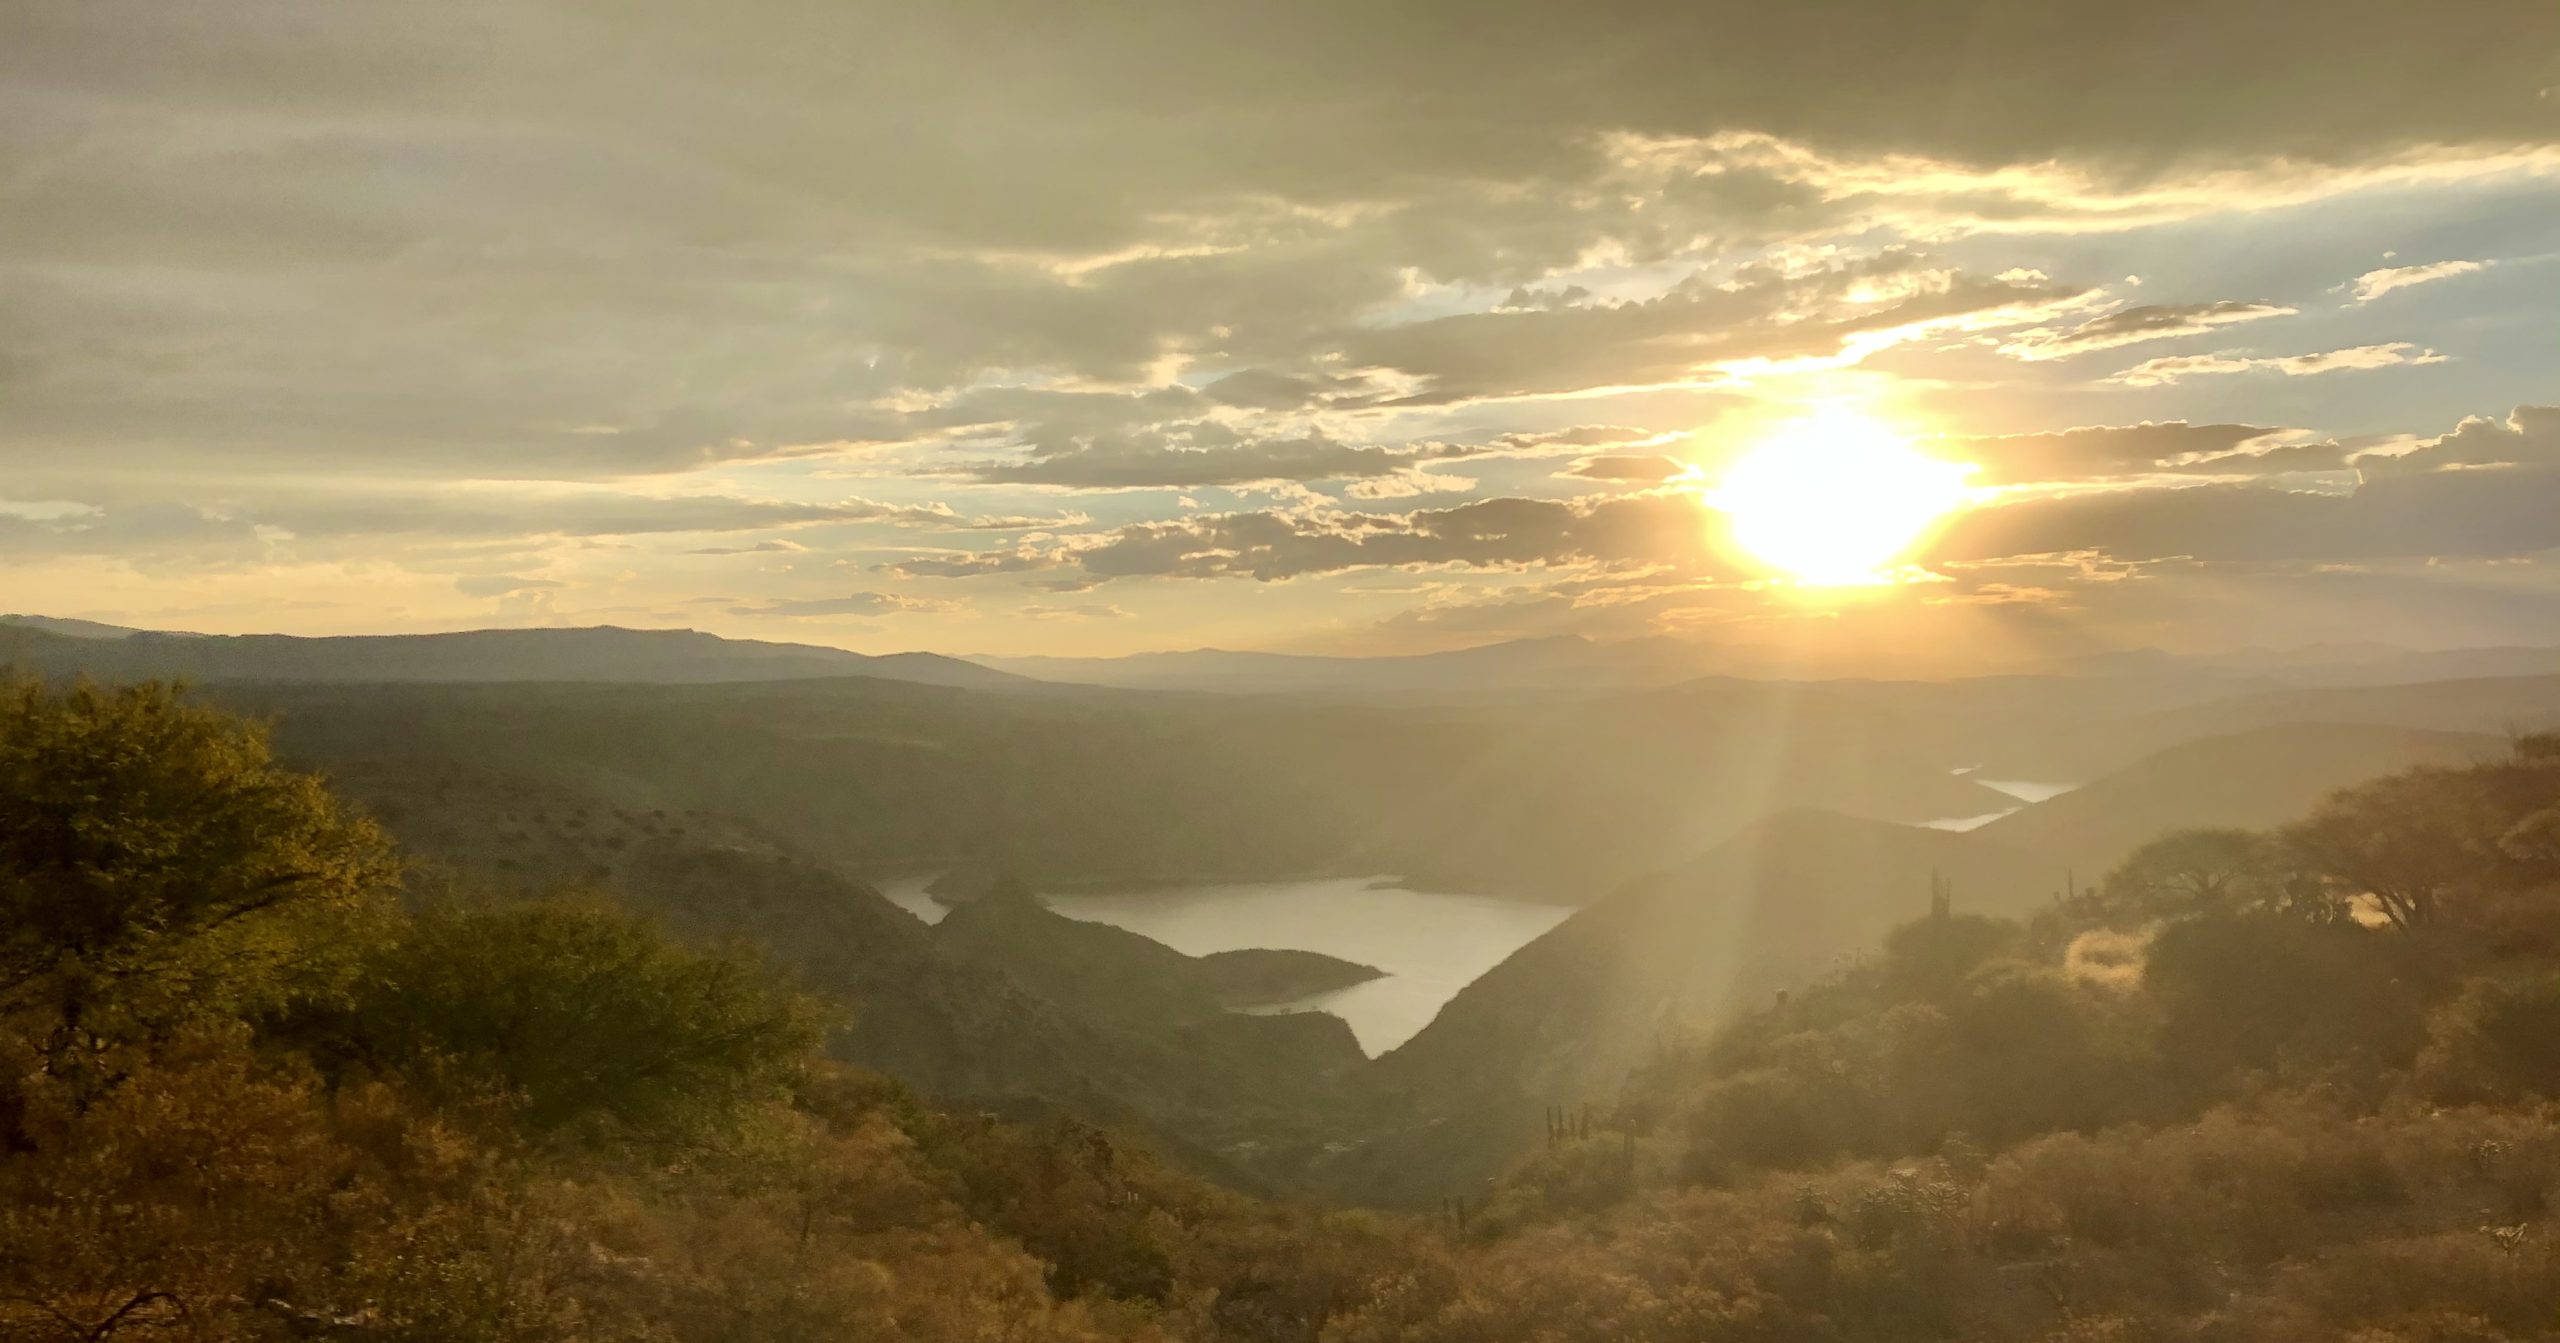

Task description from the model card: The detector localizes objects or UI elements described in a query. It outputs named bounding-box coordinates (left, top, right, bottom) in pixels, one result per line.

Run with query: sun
left=1712, top=407, right=1974, bottom=586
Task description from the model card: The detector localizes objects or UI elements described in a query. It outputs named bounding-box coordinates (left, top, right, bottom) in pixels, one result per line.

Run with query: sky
left=5, top=1, right=2558, bottom=670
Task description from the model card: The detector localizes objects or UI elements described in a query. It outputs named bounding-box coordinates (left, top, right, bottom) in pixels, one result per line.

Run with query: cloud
left=1998, top=300, right=2296, bottom=359
left=2105, top=342, right=2446, bottom=387
left=956, top=433, right=1471, bottom=490
left=2169, top=441, right=2353, bottom=476
left=1067, top=492, right=1735, bottom=583
left=1565, top=455, right=1693, bottom=483
left=874, top=407, right=2560, bottom=597
left=454, top=574, right=564, bottom=598
left=1341, top=469, right=1480, bottom=500
left=2356, top=405, right=2558, bottom=475
left=2346, top=259, right=2491, bottom=303
left=1949, top=422, right=2284, bottom=485
left=1493, top=426, right=1670, bottom=453
left=1198, top=369, right=1374, bottom=411
left=1938, top=408, right=2560, bottom=564
left=725, top=592, right=955, bottom=618
left=0, top=487, right=973, bottom=569
left=884, top=547, right=1061, bottom=579
left=10, top=1, right=2559, bottom=654
left=1339, top=259, right=2085, bottom=403
left=685, top=540, right=809, bottom=555
left=1021, top=602, right=1131, bottom=620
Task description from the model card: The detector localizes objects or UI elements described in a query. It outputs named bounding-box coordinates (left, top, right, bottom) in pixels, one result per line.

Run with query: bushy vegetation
left=7, top=678, right=2560, bottom=1342
left=1423, top=732, right=2560, bottom=1342
left=0, top=681, right=1436, bottom=1341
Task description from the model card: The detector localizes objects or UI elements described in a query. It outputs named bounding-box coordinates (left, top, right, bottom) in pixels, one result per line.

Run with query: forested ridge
left=7, top=678, right=2560, bottom=1341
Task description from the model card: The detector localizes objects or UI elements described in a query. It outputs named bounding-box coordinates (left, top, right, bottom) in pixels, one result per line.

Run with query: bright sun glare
left=1713, top=408, right=1975, bottom=587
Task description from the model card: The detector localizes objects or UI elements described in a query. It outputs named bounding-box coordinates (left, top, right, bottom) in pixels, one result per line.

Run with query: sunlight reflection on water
left=1917, top=772, right=2080, bottom=831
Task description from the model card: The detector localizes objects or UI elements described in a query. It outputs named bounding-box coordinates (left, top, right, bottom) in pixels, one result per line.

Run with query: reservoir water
left=874, top=874, right=1572, bottom=1055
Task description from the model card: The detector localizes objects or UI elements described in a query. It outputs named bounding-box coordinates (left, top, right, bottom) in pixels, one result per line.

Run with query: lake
left=873, top=874, right=1573, bottom=1055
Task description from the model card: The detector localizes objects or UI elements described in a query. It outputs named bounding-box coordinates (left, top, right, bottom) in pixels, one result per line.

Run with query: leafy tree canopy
left=0, top=678, right=398, bottom=1036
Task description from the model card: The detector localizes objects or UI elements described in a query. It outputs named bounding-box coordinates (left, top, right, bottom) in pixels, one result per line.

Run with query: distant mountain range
left=13, top=612, right=2558, bottom=702
left=967, top=635, right=1717, bottom=695
left=981, top=635, right=2560, bottom=698
left=0, top=617, right=1022, bottom=689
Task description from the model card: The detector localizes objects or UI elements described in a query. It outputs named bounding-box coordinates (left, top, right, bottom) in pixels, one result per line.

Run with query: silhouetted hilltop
left=968, top=635, right=1709, bottom=695
left=1984, top=671, right=2560, bottom=778
left=934, top=886, right=1370, bottom=1089
left=0, top=613, right=172, bottom=640
left=935, top=884, right=1379, bottom=1022
left=924, top=862, right=1033, bottom=906
left=935, top=878, right=1239, bottom=1031
left=0, top=619, right=1022, bottom=688
left=1194, top=948, right=1384, bottom=1006
left=1978, top=720, right=2505, bottom=881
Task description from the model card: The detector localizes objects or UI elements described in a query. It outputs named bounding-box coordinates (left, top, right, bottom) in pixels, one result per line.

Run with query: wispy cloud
left=2345, top=259, right=2491, bottom=303
left=724, top=592, right=957, bottom=618
left=2106, top=343, right=2447, bottom=387
left=1999, top=300, right=2295, bottom=360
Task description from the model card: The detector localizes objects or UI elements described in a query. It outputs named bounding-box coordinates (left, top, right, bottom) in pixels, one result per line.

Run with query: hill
left=935, top=884, right=1378, bottom=1021
left=1194, top=948, right=1384, bottom=1006
left=1325, top=809, right=2055, bottom=1203
left=1349, top=678, right=2021, bottom=896
left=0, top=612, right=170, bottom=639
left=186, top=674, right=2027, bottom=899
left=1981, top=672, right=2560, bottom=778
left=0, top=619, right=1022, bottom=688
left=225, top=677, right=1396, bottom=886
left=325, top=755, right=1366, bottom=1189
left=933, top=884, right=1370, bottom=1088
left=1976, top=721, right=2507, bottom=881
left=968, top=635, right=1709, bottom=695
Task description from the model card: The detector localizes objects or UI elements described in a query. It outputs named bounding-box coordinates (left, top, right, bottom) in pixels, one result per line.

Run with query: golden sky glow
left=5, top=3, right=2557, bottom=665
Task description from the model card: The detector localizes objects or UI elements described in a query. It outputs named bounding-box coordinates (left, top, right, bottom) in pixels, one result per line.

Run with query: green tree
left=2283, top=769, right=2485, bottom=929
left=2091, top=828, right=2288, bottom=924
left=0, top=679, right=398, bottom=1037
left=328, top=899, right=829, bottom=1139
left=2417, top=973, right=2560, bottom=1102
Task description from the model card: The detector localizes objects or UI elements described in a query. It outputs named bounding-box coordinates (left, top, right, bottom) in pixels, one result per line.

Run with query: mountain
left=1372, top=678, right=2027, bottom=895
left=932, top=883, right=1369, bottom=1084
left=967, top=635, right=1714, bottom=695
left=179, top=674, right=2031, bottom=900
left=1975, top=721, right=2507, bottom=882
left=1982, top=672, right=2560, bottom=779
left=228, top=677, right=1395, bottom=886
left=0, top=613, right=170, bottom=640
left=1326, top=809, right=2054, bottom=1203
left=0, top=620, right=1024, bottom=688
left=329, top=758, right=1365, bottom=1190
left=2082, top=641, right=2560, bottom=689
left=934, top=882, right=1378, bottom=1020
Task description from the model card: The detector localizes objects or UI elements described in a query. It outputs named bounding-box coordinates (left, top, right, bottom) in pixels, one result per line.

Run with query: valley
left=9, top=618, right=2546, bottom=1205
